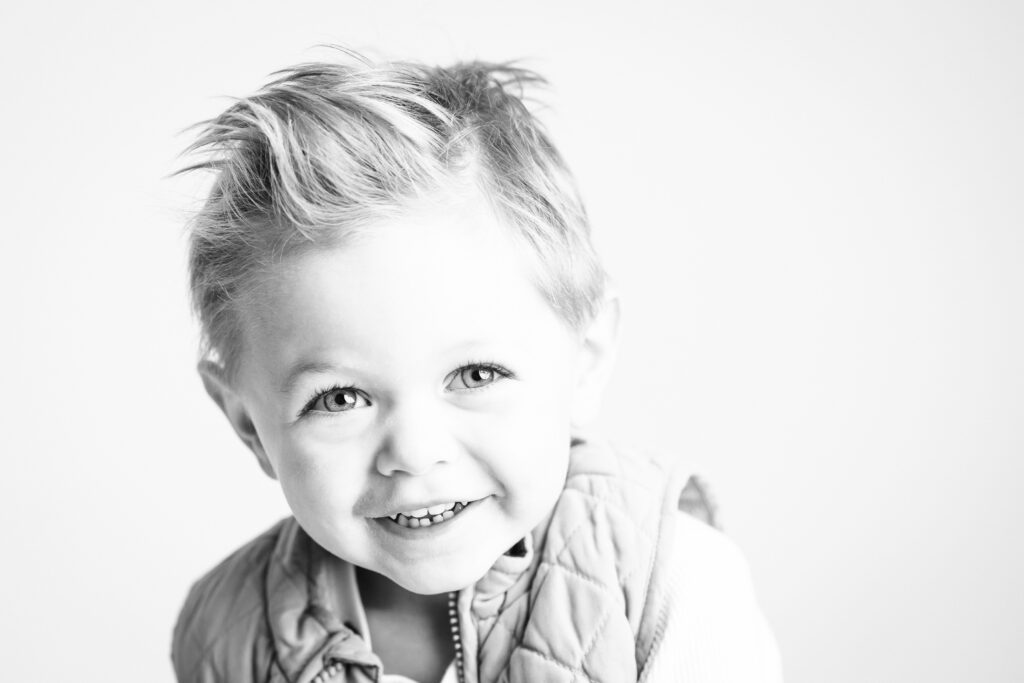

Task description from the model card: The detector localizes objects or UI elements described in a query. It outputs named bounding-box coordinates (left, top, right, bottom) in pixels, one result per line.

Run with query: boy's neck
left=356, top=566, right=447, bottom=609
left=355, top=567, right=455, bottom=682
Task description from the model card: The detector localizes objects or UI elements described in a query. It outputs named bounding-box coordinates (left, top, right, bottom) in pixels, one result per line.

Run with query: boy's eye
left=446, top=364, right=511, bottom=391
left=307, top=387, right=369, bottom=413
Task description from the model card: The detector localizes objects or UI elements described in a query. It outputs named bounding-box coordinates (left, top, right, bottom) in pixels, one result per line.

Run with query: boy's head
left=185, top=55, right=619, bottom=593
left=186, top=57, right=605, bottom=382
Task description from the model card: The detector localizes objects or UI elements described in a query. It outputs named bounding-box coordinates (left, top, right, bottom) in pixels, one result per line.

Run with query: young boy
left=172, top=54, right=782, bottom=683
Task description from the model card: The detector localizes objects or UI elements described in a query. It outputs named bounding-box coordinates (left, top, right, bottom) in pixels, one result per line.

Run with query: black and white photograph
left=2, top=2, right=1020, bottom=682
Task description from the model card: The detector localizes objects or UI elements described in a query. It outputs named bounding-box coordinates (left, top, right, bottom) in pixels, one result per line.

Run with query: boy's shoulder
left=473, top=439, right=725, bottom=681
left=564, top=438, right=718, bottom=527
left=171, top=519, right=292, bottom=683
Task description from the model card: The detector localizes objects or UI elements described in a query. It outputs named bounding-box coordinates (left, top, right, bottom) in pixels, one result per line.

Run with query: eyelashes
left=444, top=362, right=513, bottom=391
left=298, top=361, right=515, bottom=417
left=301, top=386, right=370, bottom=415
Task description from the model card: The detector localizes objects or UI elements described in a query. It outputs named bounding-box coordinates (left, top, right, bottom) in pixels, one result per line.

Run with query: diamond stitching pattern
left=490, top=444, right=680, bottom=683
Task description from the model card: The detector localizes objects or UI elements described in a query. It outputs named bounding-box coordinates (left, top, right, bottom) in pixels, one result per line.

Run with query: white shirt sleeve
left=642, top=513, right=784, bottom=683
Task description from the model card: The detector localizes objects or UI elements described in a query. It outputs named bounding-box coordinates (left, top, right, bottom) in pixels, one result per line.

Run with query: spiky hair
left=181, top=53, right=605, bottom=380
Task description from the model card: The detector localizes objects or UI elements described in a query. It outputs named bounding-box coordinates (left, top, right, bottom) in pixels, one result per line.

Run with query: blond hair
left=182, top=53, right=605, bottom=380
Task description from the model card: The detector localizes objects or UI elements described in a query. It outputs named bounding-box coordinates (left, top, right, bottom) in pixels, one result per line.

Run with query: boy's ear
left=571, top=291, right=621, bottom=429
left=197, top=360, right=277, bottom=479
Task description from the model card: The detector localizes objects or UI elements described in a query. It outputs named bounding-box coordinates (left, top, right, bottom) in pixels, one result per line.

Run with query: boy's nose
left=374, top=401, right=460, bottom=477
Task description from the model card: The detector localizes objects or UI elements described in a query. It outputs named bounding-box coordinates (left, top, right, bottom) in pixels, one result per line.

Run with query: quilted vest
left=172, top=440, right=713, bottom=683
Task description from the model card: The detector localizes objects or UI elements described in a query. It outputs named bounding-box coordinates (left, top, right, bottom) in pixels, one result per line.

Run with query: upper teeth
left=391, top=502, right=462, bottom=520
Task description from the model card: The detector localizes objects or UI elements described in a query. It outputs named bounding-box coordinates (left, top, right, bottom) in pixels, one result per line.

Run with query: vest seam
left=554, top=487, right=660, bottom=551
left=577, top=601, right=614, bottom=683
left=491, top=618, right=521, bottom=682
left=634, top=467, right=681, bottom=679
left=636, top=616, right=668, bottom=683
left=544, top=493, right=607, bottom=570
left=564, top=459, right=670, bottom=499
left=558, top=488, right=660, bottom=547
left=517, top=489, right=611, bottom=683
left=543, top=490, right=636, bottom=625
left=272, top=655, right=291, bottom=683
left=517, top=646, right=591, bottom=679
left=537, top=559, right=613, bottom=593
left=557, top=483, right=661, bottom=620
left=543, top=469, right=661, bottom=683
left=613, top=507, right=658, bottom=597
left=262, top=531, right=291, bottom=683
left=266, top=524, right=313, bottom=683
left=303, top=533, right=333, bottom=632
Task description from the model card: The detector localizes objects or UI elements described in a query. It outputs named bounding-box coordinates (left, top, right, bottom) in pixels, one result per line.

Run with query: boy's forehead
left=241, top=192, right=565, bottom=374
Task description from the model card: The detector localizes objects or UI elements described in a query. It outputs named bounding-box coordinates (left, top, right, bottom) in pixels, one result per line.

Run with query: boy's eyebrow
left=279, top=360, right=343, bottom=394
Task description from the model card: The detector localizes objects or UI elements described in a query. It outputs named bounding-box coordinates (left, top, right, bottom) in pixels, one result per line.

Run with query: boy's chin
left=382, top=557, right=493, bottom=595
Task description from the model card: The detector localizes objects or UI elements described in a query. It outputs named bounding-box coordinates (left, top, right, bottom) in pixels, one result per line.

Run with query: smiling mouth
left=385, top=500, right=474, bottom=529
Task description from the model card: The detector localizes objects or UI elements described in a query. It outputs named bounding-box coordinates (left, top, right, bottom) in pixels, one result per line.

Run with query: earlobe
left=197, top=360, right=277, bottom=479
left=570, top=292, right=622, bottom=429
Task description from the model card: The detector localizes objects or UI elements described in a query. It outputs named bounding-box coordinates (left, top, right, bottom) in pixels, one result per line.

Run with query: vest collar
left=264, top=519, right=381, bottom=681
left=262, top=513, right=545, bottom=682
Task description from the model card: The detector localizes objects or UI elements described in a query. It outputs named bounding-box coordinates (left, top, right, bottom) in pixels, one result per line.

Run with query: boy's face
left=217, top=192, right=604, bottom=594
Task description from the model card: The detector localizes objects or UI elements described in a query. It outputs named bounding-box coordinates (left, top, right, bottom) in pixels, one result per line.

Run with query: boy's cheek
left=277, top=462, right=364, bottom=524
left=273, top=434, right=367, bottom=482
left=261, top=434, right=355, bottom=505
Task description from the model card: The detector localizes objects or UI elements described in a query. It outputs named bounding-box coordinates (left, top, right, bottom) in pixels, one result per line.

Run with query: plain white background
left=1, top=1, right=1020, bottom=681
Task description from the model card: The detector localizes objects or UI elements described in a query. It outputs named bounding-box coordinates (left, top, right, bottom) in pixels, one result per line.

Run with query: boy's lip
left=375, top=494, right=489, bottom=519
left=370, top=495, right=492, bottom=538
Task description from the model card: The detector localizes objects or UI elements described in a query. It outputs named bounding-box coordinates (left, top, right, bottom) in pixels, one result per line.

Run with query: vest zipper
left=309, top=592, right=465, bottom=683
left=448, top=591, right=465, bottom=683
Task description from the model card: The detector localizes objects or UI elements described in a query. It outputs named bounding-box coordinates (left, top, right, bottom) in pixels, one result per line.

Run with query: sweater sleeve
left=642, top=513, right=784, bottom=682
